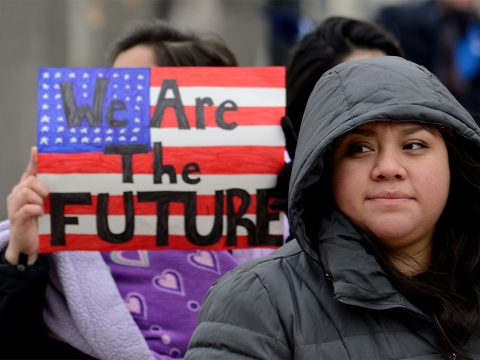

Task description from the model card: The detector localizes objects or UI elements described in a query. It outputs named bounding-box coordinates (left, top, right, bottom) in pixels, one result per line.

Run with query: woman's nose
left=370, top=150, right=407, bottom=180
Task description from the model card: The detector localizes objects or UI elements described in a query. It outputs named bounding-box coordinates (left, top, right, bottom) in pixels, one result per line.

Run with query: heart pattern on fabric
left=187, top=250, right=220, bottom=274
left=125, top=292, right=147, bottom=319
left=150, top=325, right=173, bottom=346
left=110, top=251, right=150, bottom=267
left=153, top=270, right=185, bottom=295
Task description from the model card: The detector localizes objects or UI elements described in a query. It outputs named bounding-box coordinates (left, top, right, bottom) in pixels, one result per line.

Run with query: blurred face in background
left=440, top=0, right=474, bottom=12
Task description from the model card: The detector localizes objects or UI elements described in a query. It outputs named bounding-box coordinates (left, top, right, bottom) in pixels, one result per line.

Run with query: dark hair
left=360, top=133, right=480, bottom=359
left=109, top=20, right=238, bottom=67
left=286, top=17, right=403, bottom=137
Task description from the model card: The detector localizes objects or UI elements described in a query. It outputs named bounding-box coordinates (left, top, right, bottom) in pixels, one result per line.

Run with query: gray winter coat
left=185, top=57, right=480, bottom=359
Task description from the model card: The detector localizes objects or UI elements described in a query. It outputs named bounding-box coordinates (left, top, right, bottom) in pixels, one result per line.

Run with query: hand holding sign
left=37, top=67, right=285, bottom=252
left=6, top=147, right=49, bottom=264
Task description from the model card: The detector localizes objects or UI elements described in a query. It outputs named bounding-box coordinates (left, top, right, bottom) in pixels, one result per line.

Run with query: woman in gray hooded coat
left=186, top=56, right=480, bottom=360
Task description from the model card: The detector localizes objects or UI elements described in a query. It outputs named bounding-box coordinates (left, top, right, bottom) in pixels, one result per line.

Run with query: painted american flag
left=37, top=67, right=285, bottom=252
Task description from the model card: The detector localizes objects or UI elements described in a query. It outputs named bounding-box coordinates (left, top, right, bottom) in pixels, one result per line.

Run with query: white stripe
left=150, top=126, right=285, bottom=147
left=38, top=174, right=278, bottom=194
left=150, top=87, right=285, bottom=107
left=39, top=214, right=284, bottom=236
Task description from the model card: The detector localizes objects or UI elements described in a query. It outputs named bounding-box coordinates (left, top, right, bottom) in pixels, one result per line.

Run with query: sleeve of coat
left=185, top=266, right=291, bottom=359
left=0, top=250, right=50, bottom=342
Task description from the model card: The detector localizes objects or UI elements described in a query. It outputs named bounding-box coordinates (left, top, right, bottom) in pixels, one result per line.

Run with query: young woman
left=186, top=57, right=480, bottom=359
left=0, top=20, right=272, bottom=359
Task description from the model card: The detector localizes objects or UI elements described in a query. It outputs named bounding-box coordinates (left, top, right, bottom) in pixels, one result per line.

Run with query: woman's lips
left=367, top=191, right=414, bottom=205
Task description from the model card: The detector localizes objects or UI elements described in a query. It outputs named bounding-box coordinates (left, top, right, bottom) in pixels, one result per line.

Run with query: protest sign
left=37, top=67, right=285, bottom=252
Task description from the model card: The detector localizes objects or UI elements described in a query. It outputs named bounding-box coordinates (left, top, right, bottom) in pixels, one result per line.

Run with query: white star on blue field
left=38, top=68, right=150, bottom=153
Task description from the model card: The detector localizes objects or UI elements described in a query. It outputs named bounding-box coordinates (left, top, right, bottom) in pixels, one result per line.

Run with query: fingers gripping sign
left=6, top=147, right=49, bottom=265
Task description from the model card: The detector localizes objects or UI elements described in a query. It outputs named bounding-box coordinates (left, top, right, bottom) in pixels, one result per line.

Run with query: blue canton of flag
left=38, top=68, right=150, bottom=153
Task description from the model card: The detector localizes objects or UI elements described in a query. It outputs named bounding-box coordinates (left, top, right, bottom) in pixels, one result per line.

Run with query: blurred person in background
left=263, top=0, right=310, bottom=65
left=0, top=20, right=273, bottom=360
left=376, top=0, right=480, bottom=123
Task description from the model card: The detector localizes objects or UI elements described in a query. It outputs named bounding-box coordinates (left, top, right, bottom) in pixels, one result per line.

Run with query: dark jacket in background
left=185, top=57, right=480, bottom=359
left=375, top=0, right=480, bottom=122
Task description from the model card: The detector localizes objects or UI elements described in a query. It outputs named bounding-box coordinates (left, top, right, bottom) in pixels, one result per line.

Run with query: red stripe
left=39, top=234, right=280, bottom=253
left=38, top=147, right=285, bottom=174
left=150, top=67, right=285, bottom=88
left=42, top=194, right=274, bottom=215
left=149, top=106, right=284, bottom=128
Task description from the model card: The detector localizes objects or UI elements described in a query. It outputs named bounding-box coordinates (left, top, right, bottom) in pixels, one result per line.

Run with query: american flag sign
left=37, top=67, right=286, bottom=252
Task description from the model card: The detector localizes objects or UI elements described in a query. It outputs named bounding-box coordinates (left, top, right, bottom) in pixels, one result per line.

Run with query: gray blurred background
left=0, top=0, right=477, bottom=219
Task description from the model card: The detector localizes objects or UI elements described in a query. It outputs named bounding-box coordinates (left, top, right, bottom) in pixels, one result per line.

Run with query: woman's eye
left=404, top=141, right=427, bottom=150
left=348, top=143, right=371, bottom=154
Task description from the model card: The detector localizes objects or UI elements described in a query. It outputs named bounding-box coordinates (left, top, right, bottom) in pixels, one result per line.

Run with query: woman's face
left=331, top=122, right=450, bottom=269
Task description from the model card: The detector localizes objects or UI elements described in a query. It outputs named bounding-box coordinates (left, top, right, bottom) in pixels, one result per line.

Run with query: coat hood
left=288, top=56, right=480, bottom=261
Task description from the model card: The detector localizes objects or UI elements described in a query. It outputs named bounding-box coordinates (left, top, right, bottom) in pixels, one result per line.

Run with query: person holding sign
left=0, top=20, right=275, bottom=359
left=186, top=57, right=480, bottom=359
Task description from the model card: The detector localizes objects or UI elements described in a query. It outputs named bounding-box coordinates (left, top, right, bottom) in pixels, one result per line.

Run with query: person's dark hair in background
left=271, top=17, right=403, bottom=218
left=286, top=17, right=403, bottom=146
left=109, top=19, right=238, bottom=67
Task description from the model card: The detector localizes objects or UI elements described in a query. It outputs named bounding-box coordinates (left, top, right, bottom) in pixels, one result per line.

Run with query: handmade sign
left=37, top=67, right=285, bottom=252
